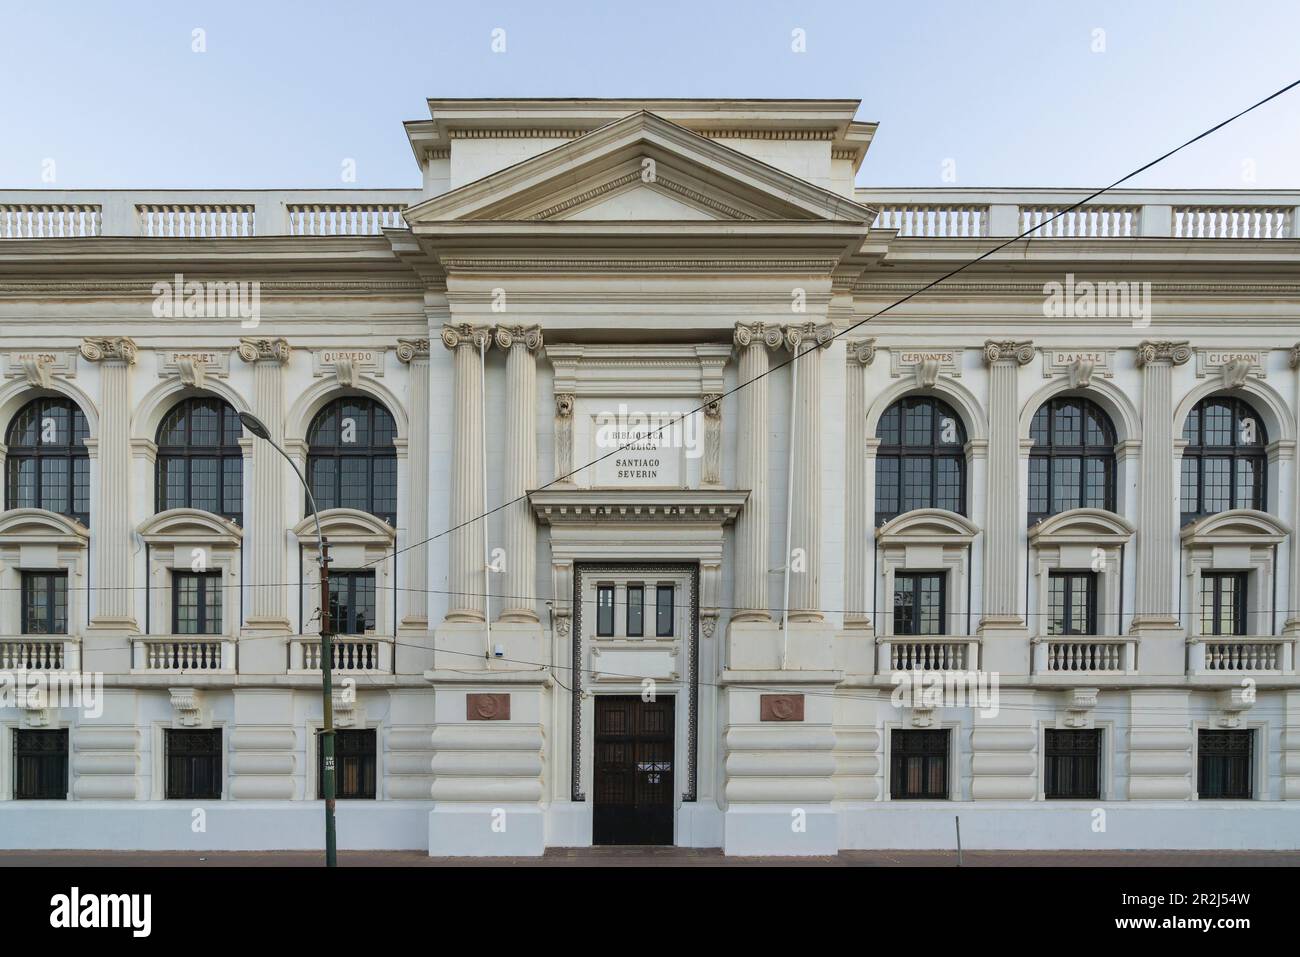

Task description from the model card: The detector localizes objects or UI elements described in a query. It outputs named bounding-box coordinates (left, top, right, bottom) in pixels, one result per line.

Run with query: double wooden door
left=593, top=695, right=675, bottom=845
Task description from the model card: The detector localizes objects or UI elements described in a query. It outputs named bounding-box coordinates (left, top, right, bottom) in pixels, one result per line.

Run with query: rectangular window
left=1202, top=457, right=1231, bottom=513
left=328, top=570, right=377, bottom=635
left=13, top=729, right=68, bottom=800
left=595, top=584, right=615, bottom=636
left=626, top=585, right=644, bottom=637
left=21, top=571, right=68, bottom=635
left=1047, top=571, right=1096, bottom=636
left=1197, top=730, right=1252, bottom=799
left=890, top=729, right=949, bottom=799
left=318, top=728, right=377, bottom=799
left=893, top=572, right=945, bottom=636
left=935, top=458, right=962, bottom=513
left=1044, top=729, right=1101, bottom=799
left=1200, top=572, right=1247, bottom=637
left=901, top=457, right=931, bottom=513
left=655, top=585, right=674, bottom=637
left=875, top=456, right=900, bottom=521
left=1028, top=457, right=1048, bottom=517
left=165, top=728, right=222, bottom=799
left=173, top=571, right=222, bottom=635
left=1180, top=457, right=1198, bottom=518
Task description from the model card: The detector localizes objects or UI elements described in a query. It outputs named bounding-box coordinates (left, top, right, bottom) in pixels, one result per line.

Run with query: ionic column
left=1132, top=340, right=1192, bottom=630
left=495, top=324, right=543, bottom=623
left=237, top=337, right=291, bottom=628
left=441, top=323, right=492, bottom=622
left=81, top=336, right=137, bottom=628
left=981, top=339, right=1034, bottom=626
left=844, top=338, right=876, bottom=627
left=1289, top=344, right=1300, bottom=636
left=731, top=322, right=783, bottom=621
left=785, top=322, right=834, bottom=623
left=397, top=337, right=431, bottom=626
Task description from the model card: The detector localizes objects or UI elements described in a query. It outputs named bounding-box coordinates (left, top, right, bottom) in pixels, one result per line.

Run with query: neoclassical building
left=0, top=98, right=1298, bottom=855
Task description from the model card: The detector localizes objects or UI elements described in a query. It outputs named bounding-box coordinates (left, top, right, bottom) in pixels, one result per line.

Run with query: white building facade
left=1, top=98, right=1298, bottom=855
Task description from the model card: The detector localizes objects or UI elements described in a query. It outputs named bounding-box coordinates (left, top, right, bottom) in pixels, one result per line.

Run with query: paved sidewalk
left=2, top=848, right=1297, bottom=866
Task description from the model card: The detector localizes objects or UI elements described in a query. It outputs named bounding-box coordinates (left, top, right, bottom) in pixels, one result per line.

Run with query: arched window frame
left=874, top=395, right=967, bottom=526
left=4, top=396, right=91, bottom=525
left=1028, top=396, right=1116, bottom=525
left=1179, top=395, right=1267, bottom=524
left=306, top=397, right=398, bottom=525
left=154, top=397, right=245, bottom=524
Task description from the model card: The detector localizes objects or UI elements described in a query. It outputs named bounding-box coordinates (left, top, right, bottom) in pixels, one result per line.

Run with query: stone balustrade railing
left=859, top=188, right=1300, bottom=238
left=3, top=188, right=1297, bottom=239
left=290, top=636, right=391, bottom=673
left=0, top=637, right=77, bottom=671
left=0, top=190, right=422, bottom=237
left=881, top=638, right=977, bottom=672
left=1032, top=636, right=1137, bottom=675
left=131, top=637, right=234, bottom=673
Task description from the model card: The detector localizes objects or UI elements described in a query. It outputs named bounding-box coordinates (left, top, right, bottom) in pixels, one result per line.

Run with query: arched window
left=1180, top=395, right=1267, bottom=524
left=4, top=397, right=90, bottom=525
left=307, top=397, right=397, bottom=524
left=156, top=397, right=244, bottom=523
left=875, top=396, right=967, bottom=525
left=1028, top=397, right=1116, bottom=524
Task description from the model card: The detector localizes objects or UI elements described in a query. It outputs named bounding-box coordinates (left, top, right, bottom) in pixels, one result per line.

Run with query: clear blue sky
left=2, top=0, right=1297, bottom=190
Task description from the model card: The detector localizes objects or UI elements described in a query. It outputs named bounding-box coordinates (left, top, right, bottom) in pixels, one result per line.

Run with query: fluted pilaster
left=1133, top=340, right=1192, bottom=630
left=495, top=324, right=543, bottom=623
left=786, top=322, right=834, bottom=623
left=1290, top=344, right=1300, bottom=634
left=238, top=337, right=291, bottom=627
left=398, top=337, right=431, bottom=626
left=732, top=322, right=783, bottom=621
left=441, top=323, right=492, bottom=622
left=844, top=338, right=876, bottom=627
left=81, top=337, right=137, bottom=627
left=981, top=339, right=1033, bottom=626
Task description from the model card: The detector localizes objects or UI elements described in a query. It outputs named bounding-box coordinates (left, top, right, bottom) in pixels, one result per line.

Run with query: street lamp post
left=238, top=411, right=338, bottom=868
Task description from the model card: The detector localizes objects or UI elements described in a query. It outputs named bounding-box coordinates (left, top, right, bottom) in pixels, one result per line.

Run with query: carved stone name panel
left=888, top=347, right=962, bottom=380
left=312, top=348, right=386, bottom=386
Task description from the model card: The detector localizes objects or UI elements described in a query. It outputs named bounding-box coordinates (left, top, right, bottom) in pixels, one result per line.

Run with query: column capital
left=236, top=337, right=290, bottom=364
left=982, top=339, right=1034, bottom=366
left=1289, top=343, right=1300, bottom=368
left=846, top=337, right=877, bottom=366
left=783, top=321, right=835, bottom=353
left=494, top=324, right=544, bottom=352
left=1136, top=339, right=1192, bottom=367
left=733, top=321, right=785, bottom=351
left=80, top=336, right=137, bottom=365
left=440, top=323, right=492, bottom=351
left=395, top=338, right=431, bottom=363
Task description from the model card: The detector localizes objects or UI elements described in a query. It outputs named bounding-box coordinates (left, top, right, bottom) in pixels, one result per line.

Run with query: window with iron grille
left=1028, top=397, right=1116, bottom=524
left=890, top=729, right=950, bottom=799
left=1044, top=728, right=1101, bottom=799
left=626, top=585, right=644, bottom=637
left=155, top=397, right=244, bottom=523
left=875, top=396, right=967, bottom=525
left=21, top=570, right=67, bottom=635
left=165, top=728, right=222, bottom=799
left=1200, top=571, right=1247, bottom=636
left=307, top=397, right=397, bottom=524
left=655, top=584, right=674, bottom=637
left=328, top=570, right=377, bottom=635
left=1047, top=571, right=1097, bottom=635
left=596, top=584, right=615, bottom=636
left=1181, top=396, right=1267, bottom=524
left=13, top=729, right=68, bottom=800
left=4, top=397, right=90, bottom=525
left=893, top=572, right=946, bottom=636
left=318, top=728, right=377, bottom=799
left=1197, top=730, right=1253, bottom=800
left=172, top=570, right=222, bottom=635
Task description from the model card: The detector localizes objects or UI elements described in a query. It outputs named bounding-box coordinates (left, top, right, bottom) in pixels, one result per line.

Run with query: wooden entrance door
left=593, top=695, right=675, bottom=845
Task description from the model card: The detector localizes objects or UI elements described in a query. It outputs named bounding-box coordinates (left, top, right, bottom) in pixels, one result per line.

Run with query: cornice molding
left=854, top=280, right=1300, bottom=297
left=439, top=258, right=840, bottom=272
left=0, top=279, right=423, bottom=297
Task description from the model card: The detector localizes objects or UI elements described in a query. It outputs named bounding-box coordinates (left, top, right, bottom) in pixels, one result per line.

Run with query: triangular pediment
left=405, top=111, right=875, bottom=226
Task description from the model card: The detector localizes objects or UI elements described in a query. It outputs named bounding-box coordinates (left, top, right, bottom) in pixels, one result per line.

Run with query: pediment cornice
left=529, top=488, right=748, bottom=526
